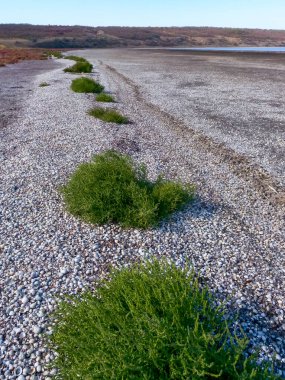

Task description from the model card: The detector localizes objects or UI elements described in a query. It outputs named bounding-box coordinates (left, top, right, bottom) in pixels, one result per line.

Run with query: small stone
left=33, top=326, right=42, bottom=335
left=14, top=367, right=23, bottom=376
left=13, top=327, right=21, bottom=335
left=31, top=271, right=39, bottom=279
left=38, top=310, right=44, bottom=317
left=21, top=296, right=29, bottom=305
left=59, top=268, right=69, bottom=277
left=23, top=367, right=30, bottom=375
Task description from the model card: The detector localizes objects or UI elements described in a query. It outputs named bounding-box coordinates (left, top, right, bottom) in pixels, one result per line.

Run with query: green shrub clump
left=70, top=77, right=104, bottom=93
left=39, top=82, right=49, bottom=87
left=64, top=61, right=93, bottom=73
left=61, top=151, right=194, bottom=228
left=64, top=55, right=88, bottom=62
left=50, top=260, right=278, bottom=379
left=88, top=107, right=128, bottom=124
left=96, top=93, right=115, bottom=102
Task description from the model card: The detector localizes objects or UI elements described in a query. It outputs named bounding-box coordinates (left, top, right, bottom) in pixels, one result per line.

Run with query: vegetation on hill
left=1, top=24, right=285, bottom=49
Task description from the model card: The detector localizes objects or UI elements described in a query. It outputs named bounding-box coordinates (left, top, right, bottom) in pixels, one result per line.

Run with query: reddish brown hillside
left=0, top=48, right=47, bottom=66
left=0, top=24, right=285, bottom=48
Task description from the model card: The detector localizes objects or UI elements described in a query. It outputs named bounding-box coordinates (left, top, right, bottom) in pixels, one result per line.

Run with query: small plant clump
left=45, top=50, right=63, bottom=59
left=96, top=93, right=115, bottom=102
left=39, top=82, right=49, bottom=87
left=49, top=260, right=279, bottom=380
left=64, top=55, right=88, bottom=62
left=70, top=77, right=104, bottom=93
left=64, top=61, right=93, bottom=73
left=88, top=107, right=128, bottom=124
left=61, top=150, right=194, bottom=228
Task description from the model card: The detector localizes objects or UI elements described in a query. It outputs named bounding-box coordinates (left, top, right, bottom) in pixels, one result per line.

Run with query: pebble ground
left=0, top=51, right=284, bottom=378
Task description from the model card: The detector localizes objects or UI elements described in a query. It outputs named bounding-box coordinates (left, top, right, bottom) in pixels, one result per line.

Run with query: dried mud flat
left=0, top=50, right=285, bottom=378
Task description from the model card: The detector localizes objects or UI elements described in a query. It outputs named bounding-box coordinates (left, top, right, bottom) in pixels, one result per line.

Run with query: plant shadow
left=157, top=194, right=222, bottom=233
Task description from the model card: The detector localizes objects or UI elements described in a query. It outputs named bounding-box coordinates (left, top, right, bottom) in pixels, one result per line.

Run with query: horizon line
left=0, top=23, right=285, bottom=32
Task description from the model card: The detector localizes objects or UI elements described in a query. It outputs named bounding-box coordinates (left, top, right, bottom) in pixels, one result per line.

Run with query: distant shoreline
left=136, top=46, right=285, bottom=54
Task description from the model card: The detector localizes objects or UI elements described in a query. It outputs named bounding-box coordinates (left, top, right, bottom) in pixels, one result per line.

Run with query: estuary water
left=168, top=46, right=285, bottom=53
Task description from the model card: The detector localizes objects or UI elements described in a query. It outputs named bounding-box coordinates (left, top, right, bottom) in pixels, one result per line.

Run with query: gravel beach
left=0, top=50, right=284, bottom=378
left=0, top=60, right=62, bottom=130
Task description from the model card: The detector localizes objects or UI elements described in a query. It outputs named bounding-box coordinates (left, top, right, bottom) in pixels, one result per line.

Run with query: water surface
left=168, top=46, right=285, bottom=53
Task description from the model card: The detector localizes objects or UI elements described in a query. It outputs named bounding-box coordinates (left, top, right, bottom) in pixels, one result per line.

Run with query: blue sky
left=1, top=0, right=285, bottom=29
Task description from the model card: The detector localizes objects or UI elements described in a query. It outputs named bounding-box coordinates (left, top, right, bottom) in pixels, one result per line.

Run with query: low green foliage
left=49, top=260, right=278, bottom=379
left=64, top=61, right=93, bottom=73
left=44, top=50, right=63, bottom=58
left=88, top=107, right=128, bottom=124
left=39, top=82, right=49, bottom=87
left=70, top=77, right=104, bottom=93
left=61, top=151, right=194, bottom=229
left=64, top=55, right=88, bottom=62
left=96, top=93, right=115, bottom=102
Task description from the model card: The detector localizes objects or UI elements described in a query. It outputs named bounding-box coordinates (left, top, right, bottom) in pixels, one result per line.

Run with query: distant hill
left=1, top=24, right=285, bottom=49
